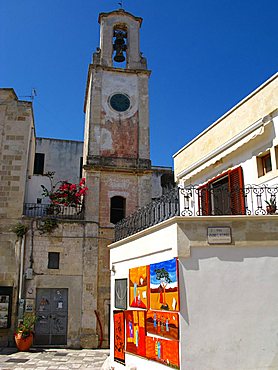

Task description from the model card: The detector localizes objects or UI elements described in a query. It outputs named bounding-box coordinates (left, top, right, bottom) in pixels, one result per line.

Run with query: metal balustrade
left=23, top=203, right=84, bottom=220
left=115, top=184, right=278, bottom=241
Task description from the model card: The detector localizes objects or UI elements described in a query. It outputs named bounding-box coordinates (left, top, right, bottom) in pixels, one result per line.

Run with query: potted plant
left=265, top=197, right=277, bottom=214
left=14, top=313, right=36, bottom=351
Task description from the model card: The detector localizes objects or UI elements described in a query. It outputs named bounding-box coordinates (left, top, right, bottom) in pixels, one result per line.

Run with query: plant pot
left=266, top=205, right=276, bottom=215
left=14, top=332, right=33, bottom=351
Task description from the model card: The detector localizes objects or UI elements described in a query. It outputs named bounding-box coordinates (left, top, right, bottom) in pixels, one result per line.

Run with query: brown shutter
left=198, top=183, right=211, bottom=215
left=228, top=166, right=245, bottom=215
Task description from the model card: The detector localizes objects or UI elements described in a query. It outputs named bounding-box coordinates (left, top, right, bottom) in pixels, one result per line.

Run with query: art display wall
left=113, top=258, right=180, bottom=369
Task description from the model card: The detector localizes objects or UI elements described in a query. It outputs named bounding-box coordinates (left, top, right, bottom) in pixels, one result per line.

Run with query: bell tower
left=82, top=9, right=152, bottom=347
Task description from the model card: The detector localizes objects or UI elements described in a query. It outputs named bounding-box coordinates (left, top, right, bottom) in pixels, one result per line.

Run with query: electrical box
left=26, top=268, right=33, bottom=280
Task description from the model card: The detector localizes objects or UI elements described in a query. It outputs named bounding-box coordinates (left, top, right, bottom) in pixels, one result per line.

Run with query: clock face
left=109, top=93, right=130, bottom=112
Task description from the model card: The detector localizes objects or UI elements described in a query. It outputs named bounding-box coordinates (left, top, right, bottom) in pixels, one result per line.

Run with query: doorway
left=34, top=288, right=68, bottom=345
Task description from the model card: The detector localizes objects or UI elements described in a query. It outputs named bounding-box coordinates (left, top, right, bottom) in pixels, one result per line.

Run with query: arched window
left=110, top=196, right=126, bottom=224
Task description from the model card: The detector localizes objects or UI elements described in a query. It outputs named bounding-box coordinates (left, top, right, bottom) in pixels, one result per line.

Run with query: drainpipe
left=18, top=234, right=25, bottom=306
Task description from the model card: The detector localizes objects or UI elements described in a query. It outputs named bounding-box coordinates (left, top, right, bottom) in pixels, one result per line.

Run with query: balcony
left=23, top=203, right=84, bottom=220
left=115, top=184, right=278, bottom=241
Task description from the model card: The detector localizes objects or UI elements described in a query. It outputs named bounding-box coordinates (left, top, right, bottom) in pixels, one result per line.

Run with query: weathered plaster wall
left=23, top=221, right=101, bottom=348
left=109, top=216, right=278, bottom=370
left=26, top=138, right=83, bottom=204
left=174, top=73, right=278, bottom=178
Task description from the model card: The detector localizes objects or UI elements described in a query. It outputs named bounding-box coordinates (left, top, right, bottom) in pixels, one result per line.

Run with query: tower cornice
left=98, top=9, right=143, bottom=26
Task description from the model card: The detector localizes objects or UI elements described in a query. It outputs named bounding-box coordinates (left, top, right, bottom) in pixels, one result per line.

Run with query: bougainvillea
left=41, top=173, right=88, bottom=207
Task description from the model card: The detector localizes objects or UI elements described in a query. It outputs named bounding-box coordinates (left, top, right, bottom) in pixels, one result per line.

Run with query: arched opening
left=110, top=196, right=126, bottom=224
left=112, top=24, right=128, bottom=68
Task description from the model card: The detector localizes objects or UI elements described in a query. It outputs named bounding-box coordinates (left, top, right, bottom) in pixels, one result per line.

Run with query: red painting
left=146, top=310, right=179, bottom=340
left=113, top=311, right=125, bottom=365
left=146, top=336, right=180, bottom=369
left=125, top=310, right=146, bottom=357
left=129, top=266, right=149, bottom=309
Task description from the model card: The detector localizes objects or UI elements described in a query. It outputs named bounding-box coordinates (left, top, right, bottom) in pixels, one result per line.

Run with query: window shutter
left=198, top=183, right=210, bottom=215
left=228, top=167, right=245, bottom=215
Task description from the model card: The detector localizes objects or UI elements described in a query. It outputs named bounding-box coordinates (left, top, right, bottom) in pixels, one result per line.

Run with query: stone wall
left=0, top=89, right=35, bottom=346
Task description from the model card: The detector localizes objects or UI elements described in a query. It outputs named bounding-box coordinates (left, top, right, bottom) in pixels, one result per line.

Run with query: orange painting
left=146, top=310, right=179, bottom=340
left=125, top=310, right=146, bottom=357
left=129, top=266, right=148, bottom=309
left=146, top=336, right=180, bottom=369
left=113, top=311, right=125, bottom=365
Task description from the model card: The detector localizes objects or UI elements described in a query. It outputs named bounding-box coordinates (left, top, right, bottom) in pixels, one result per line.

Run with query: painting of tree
left=150, top=258, right=179, bottom=311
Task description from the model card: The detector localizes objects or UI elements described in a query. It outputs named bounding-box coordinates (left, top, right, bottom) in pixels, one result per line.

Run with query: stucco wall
left=109, top=216, right=278, bottom=370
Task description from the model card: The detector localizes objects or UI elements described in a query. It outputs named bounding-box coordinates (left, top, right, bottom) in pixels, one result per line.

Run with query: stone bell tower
left=82, top=9, right=152, bottom=346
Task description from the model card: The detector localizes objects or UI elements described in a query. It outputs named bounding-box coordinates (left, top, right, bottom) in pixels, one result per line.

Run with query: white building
left=108, top=73, right=278, bottom=370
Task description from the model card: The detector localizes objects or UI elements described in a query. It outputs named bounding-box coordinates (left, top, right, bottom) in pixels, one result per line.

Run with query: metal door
left=34, top=288, right=68, bottom=345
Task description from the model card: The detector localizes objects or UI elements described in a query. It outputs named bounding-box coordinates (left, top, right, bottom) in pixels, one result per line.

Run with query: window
left=198, top=166, right=245, bottom=215
left=34, top=153, right=45, bottom=175
left=48, top=252, right=60, bottom=269
left=79, top=157, right=83, bottom=179
left=110, top=196, right=126, bottom=224
left=257, top=151, right=272, bottom=177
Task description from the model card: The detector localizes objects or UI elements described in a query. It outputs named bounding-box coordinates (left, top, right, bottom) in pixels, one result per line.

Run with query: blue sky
left=1, top=0, right=277, bottom=167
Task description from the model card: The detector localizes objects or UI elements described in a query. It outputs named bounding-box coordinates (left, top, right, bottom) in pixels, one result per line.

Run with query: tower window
left=48, top=252, right=60, bottom=269
left=110, top=196, right=126, bottom=224
left=34, top=153, right=45, bottom=175
left=113, top=25, right=127, bottom=66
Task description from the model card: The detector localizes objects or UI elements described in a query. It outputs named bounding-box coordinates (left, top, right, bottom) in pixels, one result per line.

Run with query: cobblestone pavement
left=0, top=348, right=110, bottom=370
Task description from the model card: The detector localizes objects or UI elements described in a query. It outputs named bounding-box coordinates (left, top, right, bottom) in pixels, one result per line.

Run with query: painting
left=115, top=279, right=127, bottom=310
left=149, top=258, right=179, bottom=311
left=146, top=336, right=180, bottom=369
left=125, top=310, right=146, bottom=357
left=129, top=265, right=148, bottom=309
left=146, top=310, right=179, bottom=340
left=113, top=311, right=125, bottom=365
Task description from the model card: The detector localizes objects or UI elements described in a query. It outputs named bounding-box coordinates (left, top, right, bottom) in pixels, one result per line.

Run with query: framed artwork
left=115, top=279, right=127, bottom=310
left=149, top=258, right=179, bottom=311
left=125, top=310, right=146, bottom=357
left=146, top=310, right=179, bottom=341
left=129, top=265, right=148, bottom=309
left=113, top=311, right=125, bottom=365
left=146, top=336, right=180, bottom=369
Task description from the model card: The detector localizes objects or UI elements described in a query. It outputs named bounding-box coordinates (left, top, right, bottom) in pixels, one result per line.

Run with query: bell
left=114, top=50, right=125, bottom=63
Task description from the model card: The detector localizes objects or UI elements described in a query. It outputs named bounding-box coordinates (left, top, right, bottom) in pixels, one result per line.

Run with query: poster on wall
left=146, top=336, right=180, bottom=369
left=0, top=295, right=9, bottom=329
left=125, top=310, right=146, bottom=357
left=146, top=310, right=179, bottom=341
left=115, top=279, right=127, bottom=310
left=149, top=258, right=179, bottom=311
left=113, top=311, right=125, bottom=365
left=129, top=266, right=148, bottom=309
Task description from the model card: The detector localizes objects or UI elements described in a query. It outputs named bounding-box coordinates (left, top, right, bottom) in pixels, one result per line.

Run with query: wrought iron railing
left=23, top=203, right=84, bottom=220
left=115, top=184, right=278, bottom=241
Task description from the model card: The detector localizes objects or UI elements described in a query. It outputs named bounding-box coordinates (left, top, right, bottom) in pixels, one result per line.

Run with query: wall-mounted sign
left=207, top=227, right=232, bottom=244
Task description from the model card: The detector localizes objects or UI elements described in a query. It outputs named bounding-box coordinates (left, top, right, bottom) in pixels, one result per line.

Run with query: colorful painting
left=149, top=258, right=179, bottom=311
left=146, top=336, right=180, bottom=369
left=146, top=310, right=179, bottom=340
left=129, top=265, right=148, bottom=309
left=125, top=310, right=146, bottom=357
left=113, top=311, right=125, bottom=365
left=115, top=279, right=127, bottom=310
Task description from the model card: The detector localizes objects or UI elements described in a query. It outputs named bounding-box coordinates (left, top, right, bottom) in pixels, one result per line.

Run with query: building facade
left=0, top=9, right=173, bottom=348
left=108, top=73, right=278, bottom=369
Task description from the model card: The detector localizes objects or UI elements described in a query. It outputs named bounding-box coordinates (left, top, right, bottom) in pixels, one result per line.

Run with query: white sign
left=207, top=227, right=231, bottom=244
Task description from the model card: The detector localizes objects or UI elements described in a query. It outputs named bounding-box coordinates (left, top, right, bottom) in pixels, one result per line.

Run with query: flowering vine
left=41, top=172, right=88, bottom=207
